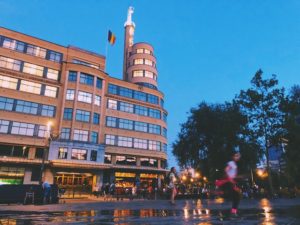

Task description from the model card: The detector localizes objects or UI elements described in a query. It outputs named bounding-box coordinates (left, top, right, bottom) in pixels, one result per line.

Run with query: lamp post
left=39, top=121, right=52, bottom=185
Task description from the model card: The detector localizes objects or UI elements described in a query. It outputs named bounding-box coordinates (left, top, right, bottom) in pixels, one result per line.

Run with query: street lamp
left=39, top=121, right=52, bottom=184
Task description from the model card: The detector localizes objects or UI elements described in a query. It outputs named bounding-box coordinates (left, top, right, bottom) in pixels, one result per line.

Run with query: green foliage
left=172, top=101, right=257, bottom=181
left=282, top=85, right=300, bottom=185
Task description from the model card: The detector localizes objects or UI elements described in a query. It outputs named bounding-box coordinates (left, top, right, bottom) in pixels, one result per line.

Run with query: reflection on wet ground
left=0, top=199, right=300, bottom=225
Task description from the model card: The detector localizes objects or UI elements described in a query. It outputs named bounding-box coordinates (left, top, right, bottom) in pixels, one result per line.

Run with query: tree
left=172, top=102, right=256, bottom=181
left=235, top=69, right=285, bottom=195
left=282, top=85, right=300, bottom=185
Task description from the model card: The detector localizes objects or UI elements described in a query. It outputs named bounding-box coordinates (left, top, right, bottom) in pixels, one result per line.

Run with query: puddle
left=0, top=206, right=300, bottom=225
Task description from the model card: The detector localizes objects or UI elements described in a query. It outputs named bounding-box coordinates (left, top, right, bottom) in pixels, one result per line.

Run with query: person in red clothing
left=216, top=152, right=241, bottom=216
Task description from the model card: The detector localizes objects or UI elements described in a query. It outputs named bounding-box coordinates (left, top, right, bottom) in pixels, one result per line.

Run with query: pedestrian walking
left=167, top=167, right=178, bottom=205
left=42, top=177, right=51, bottom=204
left=216, top=152, right=241, bottom=216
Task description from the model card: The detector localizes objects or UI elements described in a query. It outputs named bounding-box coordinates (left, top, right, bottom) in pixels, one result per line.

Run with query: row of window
left=0, top=35, right=62, bottom=62
left=0, top=96, right=56, bottom=117
left=0, top=56, right=59, bottom=80
left=132, top=70, right=157, bottom=81
left=66, top=89, right=101, bottom=105
left=104, top=154, right=158, bottom=167
left=135, top=48, right=152, bottom=55
left=105, top=134, right=167, bottom=151
left=60, top=128, right=98, bottom=144
left=133, top=59, right=155, bottom=67
left=106, top=116, right=166, bottom=137
left=58, top=147, right=98, bottom=161
left=0, top=75, right=58, bottom=98
left=68, top=71, right=102, bottom=88
left=135, top=82, right=157, bottom=90
left=63, top=108, right=100, bottom=124
left=107, top=99, right=161, bottom=119
left=108, top=84, right=159, bottom=105
left=0, top=144, right=44, bottom=159
left=0, top=119, right=49, bottom=137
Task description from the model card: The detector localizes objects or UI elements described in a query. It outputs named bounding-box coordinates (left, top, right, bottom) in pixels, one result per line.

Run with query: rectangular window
left=94, top=95, right=101, bottom=106
left=26, top=44, right=46, bottom=58
left=20, top=80, right=41, bottom=95
left=105, top=134, right=116, bottom=145
left=2, top=37, right=25, bottom=52
left=148, top=124, right=161, bottom=135
left=108, top=84, right=118, bottom=95
left=11, top=122, right=35, bottom=136
left=104, top=154, right=111, bottom=164
left=73, top=129, right=88, bottom=142
left=160, top=99, right=164, bottom=108
left=91, top=132, right=98, bottom=144
left=68, top=71, right=77, bottom=82
left=66, top=89, right=75, bottom=100
left=37, top=125, right=47, bottom=138
left=93, top=113, right=100, bottom=124
left=149, top=108, right=161, bottom=119
left=90, top=150, right=98, bottom=161
left=108, top=99, right=117, bottom=110
left=140, top=158, right=150, bottom=167
left=63, top=108, right=73, bottom=120
left=136, top=49, right=144, bottom=53
left=163, top=128, right=167, bottom=137
left=0, top=75, right=18, bottom=90
left=144, top=59, right=153, bottom=66
left=60, top=128, right=70, bottom=140
left=133, top=91, right=147, bottom=101
left=80, top=73, right=94, bottom=86
left=163, top=112, right=167, bottom=122
left=0, top=56, right=21, bottom=71
left=134, top=59, right=143, bottom=65
left=0, top=96, right=14, bottom=111
left=149, top=158, right=158, bottom=167
left=46, top=68, right=59, bottom=80
left=132, top=70, right=144, bottom=78
left=119, top=118, right=133, bottom=130
left=117, top=136, right=132, bottom=148
left=35, top=148, right=44, bottom=159
left=23, top=62, right=44, bottom=77
left=148, top=140, right=161, bottom=151
left=96, top=77, right=102, bottom=89
left=58, top=147, right=68, bottom=159
left=78, top=91, right=92, bottom=103
left=163, top=143, right=167, bottom=152
left=106, top=116, right=117, bottom=127
left=71, top=149, right=87, bottom=160
left=119, top=87, right=133, bottom=98
left=134, top=105, right=148, bottom=116
left=48, top=51, right=62, bottom=63
left=15, top=100, right=38, bottom=115
left=75, top=109, right=90, bottom=122
left=116, top=155, right=126, bottom=165
left=0, top=119, right=9, bottom=133
left=134, top=121, right=148, bottom=132
left=41, top=105, right=56, bottom=117
left=44, top=85, right=58, bottom=98
left=120, top=102, right=134, bottom=113
left=144, top=49, right=151, bottom=54
left=133, top=138, right=147, bottom=149
left=147, top=94, right=159, bottom=104
left=145, top=71, right=154, bottom=79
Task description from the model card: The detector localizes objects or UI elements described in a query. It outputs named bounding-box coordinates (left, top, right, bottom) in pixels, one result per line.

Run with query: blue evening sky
left=1, top=0, right=299, bottom=168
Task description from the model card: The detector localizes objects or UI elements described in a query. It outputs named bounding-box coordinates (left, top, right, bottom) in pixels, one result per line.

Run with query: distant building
left=0, top=7, right=167, bottom=192
left=268, top=143, right=286, bottom=172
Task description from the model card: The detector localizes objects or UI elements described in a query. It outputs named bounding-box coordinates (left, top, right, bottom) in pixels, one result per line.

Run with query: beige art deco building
left=0, top=7, right=167, bottom=193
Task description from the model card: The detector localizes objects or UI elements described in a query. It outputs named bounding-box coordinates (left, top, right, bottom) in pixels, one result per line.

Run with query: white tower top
left=124, top=6, right=135, bottom=27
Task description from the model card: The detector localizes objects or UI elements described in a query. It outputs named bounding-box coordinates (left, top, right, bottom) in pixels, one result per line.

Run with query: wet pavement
left=0, top=198, right=300, bottom=224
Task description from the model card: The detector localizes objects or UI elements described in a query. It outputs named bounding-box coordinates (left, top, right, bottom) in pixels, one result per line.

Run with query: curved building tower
left=123, top=7, right=158, bottom=90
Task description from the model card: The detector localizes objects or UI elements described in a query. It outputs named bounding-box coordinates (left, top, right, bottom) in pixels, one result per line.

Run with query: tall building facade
left=0, top=7, right=167, bottom=193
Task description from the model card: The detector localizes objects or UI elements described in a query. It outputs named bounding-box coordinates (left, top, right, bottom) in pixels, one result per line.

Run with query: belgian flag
left=108, top=30, right=116, bottom=45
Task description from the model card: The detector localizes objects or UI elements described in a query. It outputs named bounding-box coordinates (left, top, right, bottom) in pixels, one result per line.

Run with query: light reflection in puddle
left=260, top=198, right=275, bottom=225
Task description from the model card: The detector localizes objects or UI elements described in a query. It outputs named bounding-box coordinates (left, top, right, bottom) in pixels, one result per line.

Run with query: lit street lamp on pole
left=39, top=121, right=52, bottom=185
